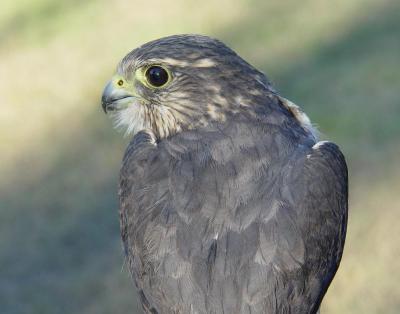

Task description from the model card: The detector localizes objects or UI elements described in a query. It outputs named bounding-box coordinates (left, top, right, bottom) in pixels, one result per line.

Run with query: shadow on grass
left=0, top=111, right=139, bottom=314
left=1, top=1, right=399, bottom=314
left=219, top=1, right=400, bottom=156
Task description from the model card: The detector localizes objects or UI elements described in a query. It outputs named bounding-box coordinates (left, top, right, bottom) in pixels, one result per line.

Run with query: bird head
left=101, top=34, right=274, bottom=139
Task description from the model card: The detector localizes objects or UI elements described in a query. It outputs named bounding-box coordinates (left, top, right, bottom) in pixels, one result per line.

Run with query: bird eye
left=145, top=66, right=170, bottom=87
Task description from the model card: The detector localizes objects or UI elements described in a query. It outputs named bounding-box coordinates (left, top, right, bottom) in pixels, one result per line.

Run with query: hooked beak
left=101, top=80, right=136, bottom=113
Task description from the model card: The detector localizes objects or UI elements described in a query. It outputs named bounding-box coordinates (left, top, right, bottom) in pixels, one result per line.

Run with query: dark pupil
left=146, top=66, right=168, bottom=87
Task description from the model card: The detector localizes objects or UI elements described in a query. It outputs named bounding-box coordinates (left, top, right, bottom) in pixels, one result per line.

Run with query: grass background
left=1, top=0, right=399, bottom=313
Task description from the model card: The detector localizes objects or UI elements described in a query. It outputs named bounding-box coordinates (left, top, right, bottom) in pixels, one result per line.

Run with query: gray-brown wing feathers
left=119, top=121, right=347, bottom=314
left=286, top=141, right=348, bottom=313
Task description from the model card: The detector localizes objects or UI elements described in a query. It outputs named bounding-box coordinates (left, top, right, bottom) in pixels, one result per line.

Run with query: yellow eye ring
left=143, top=65, right=172, bottom=88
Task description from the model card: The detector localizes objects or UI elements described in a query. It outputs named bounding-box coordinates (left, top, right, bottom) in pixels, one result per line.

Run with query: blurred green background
left=1, top=0, right=399, bottom=313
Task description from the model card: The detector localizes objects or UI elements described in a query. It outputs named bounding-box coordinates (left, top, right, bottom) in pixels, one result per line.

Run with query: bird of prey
left=101, top=34, right=348, bottom=314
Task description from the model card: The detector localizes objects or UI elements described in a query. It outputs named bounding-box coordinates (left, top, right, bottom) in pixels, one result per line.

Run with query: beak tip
left=101, top=97, right=108, bottom=114
left=101, top=79, right=134, bottom=114
left=101, top=81, right=114, bottom=114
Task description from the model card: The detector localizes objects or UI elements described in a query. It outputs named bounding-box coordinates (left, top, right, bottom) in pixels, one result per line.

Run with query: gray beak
left=101, top=80, right=135, bottom=113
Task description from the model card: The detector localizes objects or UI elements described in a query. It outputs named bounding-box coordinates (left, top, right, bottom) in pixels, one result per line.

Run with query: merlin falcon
left=101, top=34, right=348, bottom=314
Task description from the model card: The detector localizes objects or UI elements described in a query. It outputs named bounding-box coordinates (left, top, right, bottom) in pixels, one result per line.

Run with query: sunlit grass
left=1, top=0, right=399, bottom=313
left=324, top=163, right=400, bottom=314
